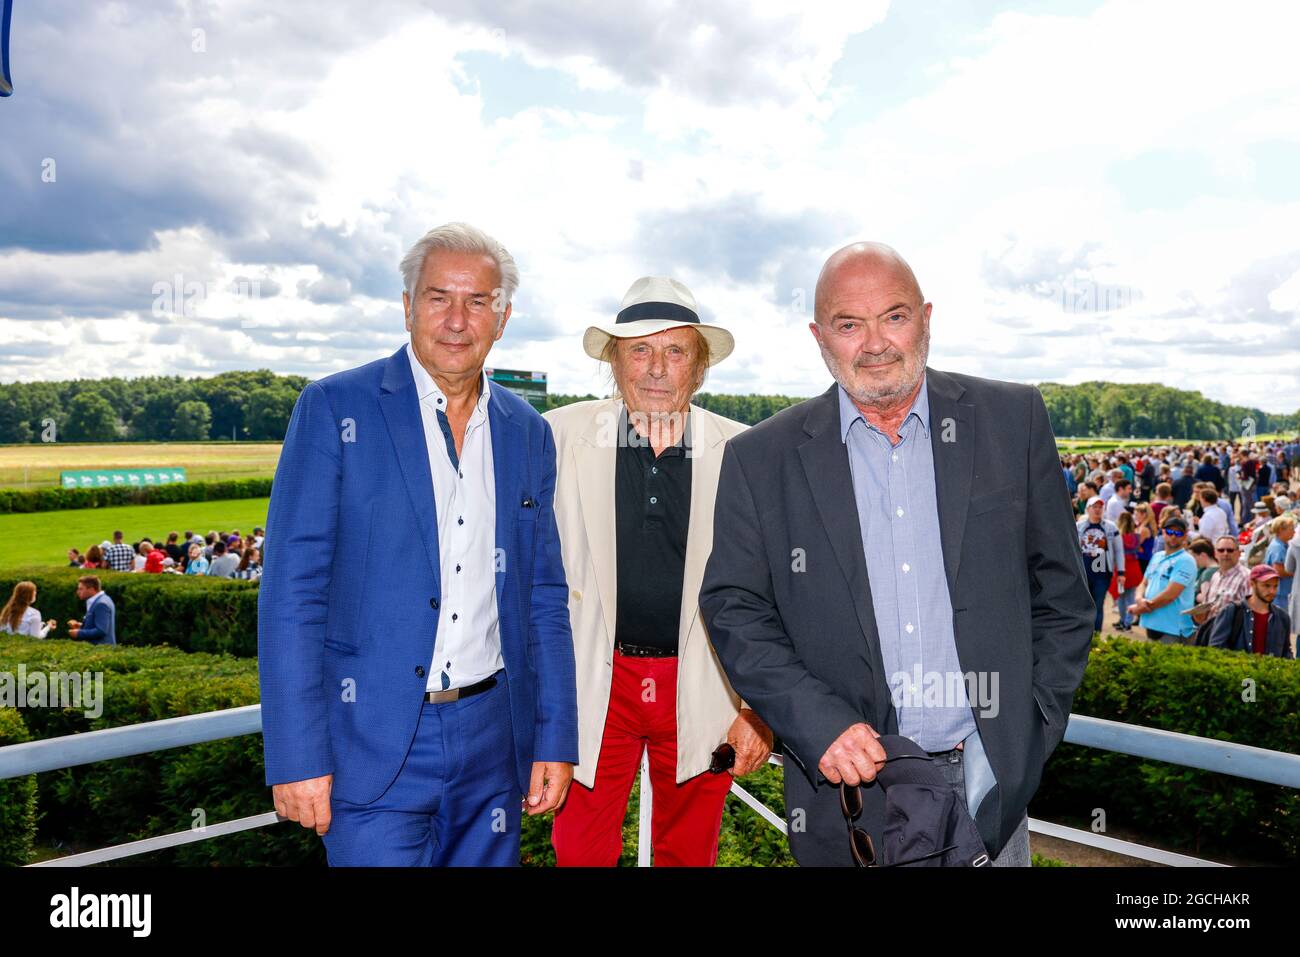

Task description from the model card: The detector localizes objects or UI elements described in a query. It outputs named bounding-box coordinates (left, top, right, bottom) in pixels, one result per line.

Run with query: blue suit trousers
left=322, top=669, right=522, bottom=866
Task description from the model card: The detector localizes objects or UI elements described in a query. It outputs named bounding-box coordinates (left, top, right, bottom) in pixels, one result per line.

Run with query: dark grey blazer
left=699, top=368, right=1094, bottom=864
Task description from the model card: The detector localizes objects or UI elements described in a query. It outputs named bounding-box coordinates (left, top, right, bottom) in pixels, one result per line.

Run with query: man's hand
left=818, top=722, right=887, bottom=786
left=272, top=774, right=333, bottom=836
left=727, top=708, right=774, bottom=776
left=1129, top=598, right=1153, bottom=616
left=525, top=761, right=573, bottom=816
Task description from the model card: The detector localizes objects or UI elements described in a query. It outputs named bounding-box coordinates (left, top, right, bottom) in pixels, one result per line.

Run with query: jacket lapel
left=377, top=346, right=442, bottom=585
left=797, top=385, right=890, bottom=716
left=925, top=368, right=975, bottom=593
left=488, top=383, right=523, bottom=599
left=574, top=399, right=619, bottom=647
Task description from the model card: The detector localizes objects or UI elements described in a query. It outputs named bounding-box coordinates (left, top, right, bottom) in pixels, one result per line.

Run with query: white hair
left=399, top=222, right=519, bottom=315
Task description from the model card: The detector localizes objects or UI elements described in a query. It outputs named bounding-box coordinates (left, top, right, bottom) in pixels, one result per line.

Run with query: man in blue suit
left=68, top=576, right=116, bottom=646
left=259, top=222, right=578, bottom=866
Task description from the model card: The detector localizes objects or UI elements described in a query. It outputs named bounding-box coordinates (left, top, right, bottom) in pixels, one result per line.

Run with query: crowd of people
left=66, top=527, right=264, bottom=580
left=1066, top=437, right=1299, bottom=658
left=1, top=527, right=266, bottom=643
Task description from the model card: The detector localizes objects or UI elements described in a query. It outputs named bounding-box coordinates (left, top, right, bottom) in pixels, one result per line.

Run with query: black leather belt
left=424, top=675, right=496, bottom=704
left=615, top=641, right=677, bottom=658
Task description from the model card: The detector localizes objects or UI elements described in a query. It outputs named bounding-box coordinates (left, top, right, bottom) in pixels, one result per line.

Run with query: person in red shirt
left=142, top=540, right=167, bottom=573
left=1208, top=564, right=1292, bottom=658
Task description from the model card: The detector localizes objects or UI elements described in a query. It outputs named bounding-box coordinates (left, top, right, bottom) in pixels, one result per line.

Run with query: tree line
left=1037, top=381, right=1298, bottom=439
left=0, top=373, right=1294, bottom=443
left=0, top=371, right=308, bottom=443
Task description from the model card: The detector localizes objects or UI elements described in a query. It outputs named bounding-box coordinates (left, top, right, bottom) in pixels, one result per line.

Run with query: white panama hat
left=583, top=276, right=735, bottom=366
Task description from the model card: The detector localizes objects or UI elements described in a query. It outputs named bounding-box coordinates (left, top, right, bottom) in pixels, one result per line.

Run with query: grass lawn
left=0, top=497, right=270, bottom=569
left=0, top=441, right=281, bottom=489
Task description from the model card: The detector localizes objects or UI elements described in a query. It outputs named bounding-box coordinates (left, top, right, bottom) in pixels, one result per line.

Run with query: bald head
left=808, top=241, right=931, bottom=410
left=814, top=242, right=924, bottom=324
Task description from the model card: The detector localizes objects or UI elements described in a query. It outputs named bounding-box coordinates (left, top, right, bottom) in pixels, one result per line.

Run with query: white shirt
left=1105, top=494, right=1129, bottom=523
left=0, top=606, right=51, bottom=638
left=406, top=342, right=503, bottom=692
left=1099, top=481, right=1116, bottom=503
left=1196, top=504, right=1228, bottom=544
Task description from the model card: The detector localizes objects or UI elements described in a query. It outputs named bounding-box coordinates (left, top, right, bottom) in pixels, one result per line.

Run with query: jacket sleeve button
left=415, top=666, right=426, bottom=678
left=429, top=597, right=439, bottom=609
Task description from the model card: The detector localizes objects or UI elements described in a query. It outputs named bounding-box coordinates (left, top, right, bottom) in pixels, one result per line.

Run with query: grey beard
left=820, top=330, right=929, bottom=410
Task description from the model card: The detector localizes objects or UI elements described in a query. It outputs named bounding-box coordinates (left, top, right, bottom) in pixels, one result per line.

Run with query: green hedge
left=1032, top=635, right=1300, bottom=864
left=0, top=707, right=38, bottom=866
left=0, top=636, right=322, bottom=866
left=6, top=630, right=1293, bottom=866
left=0, top=478, right=273, bottom=514
left=0, top=568, right=260, bottom=657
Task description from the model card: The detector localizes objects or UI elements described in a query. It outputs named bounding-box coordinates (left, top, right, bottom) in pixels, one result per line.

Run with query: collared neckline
left=406, top=341, right=491, bottom=418
left=838, top=372, right=930, bottom=444
left=618, top=401, right=693, bottom=458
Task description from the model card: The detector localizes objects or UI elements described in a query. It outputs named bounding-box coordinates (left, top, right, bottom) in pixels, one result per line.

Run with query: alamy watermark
left=0, top=667, right=104, bottom=718
left=888, top=667, right=1000, bottom=718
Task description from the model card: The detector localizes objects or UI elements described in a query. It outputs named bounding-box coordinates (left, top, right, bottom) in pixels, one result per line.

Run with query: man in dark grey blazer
left=699, top=242, right=1094, bottom=866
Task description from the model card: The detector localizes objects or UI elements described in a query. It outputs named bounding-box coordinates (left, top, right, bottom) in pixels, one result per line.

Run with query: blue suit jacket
left=258, top=346, right=578, bottom=804
left=77, top=592, right=116, bottom=646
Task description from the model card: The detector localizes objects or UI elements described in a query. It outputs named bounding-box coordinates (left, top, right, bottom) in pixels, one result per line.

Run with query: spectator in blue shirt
left=185, top=542, right=209, bottom=575
left=1129, top=515, right=1197, bottom=644
left=1265, top=515, right=1295, bottom=613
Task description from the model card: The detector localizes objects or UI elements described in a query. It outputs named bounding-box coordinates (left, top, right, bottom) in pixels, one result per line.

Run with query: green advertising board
left=60, top=468, right=188, bottom=489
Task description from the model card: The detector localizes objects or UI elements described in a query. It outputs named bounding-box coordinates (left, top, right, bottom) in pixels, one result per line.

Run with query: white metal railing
left=4, top=708, right=1298, bottom=867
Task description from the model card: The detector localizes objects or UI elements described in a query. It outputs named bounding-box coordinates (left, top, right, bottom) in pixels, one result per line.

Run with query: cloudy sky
left=2, top=0, right=1298, bottom=410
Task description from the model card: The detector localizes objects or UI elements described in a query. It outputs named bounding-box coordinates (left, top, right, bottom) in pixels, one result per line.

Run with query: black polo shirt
left=614, top=406, right=692, bottom=653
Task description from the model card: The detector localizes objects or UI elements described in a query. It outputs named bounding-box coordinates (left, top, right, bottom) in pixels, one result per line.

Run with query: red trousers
left=551, top=650, right=733, bottom=866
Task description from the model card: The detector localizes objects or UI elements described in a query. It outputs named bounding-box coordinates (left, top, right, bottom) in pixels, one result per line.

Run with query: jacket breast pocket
left=323, top=637, right=359, bottom=656
left=968, top=484, right=1016, bottom=517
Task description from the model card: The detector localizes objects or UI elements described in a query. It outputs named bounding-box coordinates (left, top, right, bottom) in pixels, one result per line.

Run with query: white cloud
left=0, top=0, right=1297, bottom=415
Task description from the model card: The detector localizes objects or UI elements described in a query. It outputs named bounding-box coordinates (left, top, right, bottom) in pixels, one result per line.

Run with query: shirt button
left=436, top=398, right=443, bottom=405
left=651, top=466, right=658, bottom=474
left=459, top=471, right=463, bottom=478
left=455, top=564, right=461, bottom=573
left=902, top=563, right=910, bottom=573
left=896, top=507, right=904, bottom=517
left=892, top=453, right=899, bottom=462
left=429, top=597, right=439, bottom=609
left=415, top=666, right=426, bottom=678
left=458, top=517, right=464, bottom=525
left=905, top=622, right=914, bottom=633
left=649, top=496, right=658, bottom=505
left=452, top=613, right=458, bottom=622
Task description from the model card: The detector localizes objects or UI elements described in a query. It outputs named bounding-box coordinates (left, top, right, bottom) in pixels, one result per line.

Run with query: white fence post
left=637, top=746, right=652, bottom=867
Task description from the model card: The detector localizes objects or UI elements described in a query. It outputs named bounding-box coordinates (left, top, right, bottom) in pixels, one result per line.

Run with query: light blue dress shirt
left=838, top=379, right=978, bottom=752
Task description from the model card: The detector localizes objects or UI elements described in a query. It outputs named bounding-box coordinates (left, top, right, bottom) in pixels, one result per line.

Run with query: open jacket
left=543, top=398, right=748, bottom=787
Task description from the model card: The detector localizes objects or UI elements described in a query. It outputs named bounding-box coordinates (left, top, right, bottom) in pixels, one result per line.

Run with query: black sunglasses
left=838, top=754, right=957, bottom=868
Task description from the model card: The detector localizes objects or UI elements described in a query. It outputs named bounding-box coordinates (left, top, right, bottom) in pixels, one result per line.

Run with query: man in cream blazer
left=544, top=277, right=773, bottom=866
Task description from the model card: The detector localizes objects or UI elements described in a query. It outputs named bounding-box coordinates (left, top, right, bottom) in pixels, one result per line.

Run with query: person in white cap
left=543, top=276, right=773, bottom=866
left=1077, top=495, right=1125, bottom=633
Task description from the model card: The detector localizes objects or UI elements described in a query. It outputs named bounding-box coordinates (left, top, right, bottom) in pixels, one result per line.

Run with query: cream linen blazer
left=543, top=397, right=748, bottom=787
